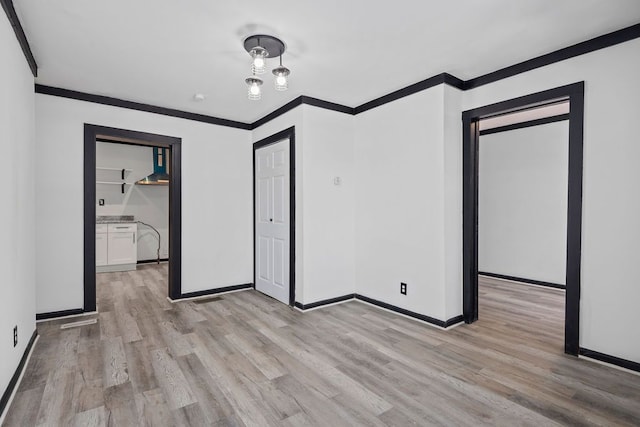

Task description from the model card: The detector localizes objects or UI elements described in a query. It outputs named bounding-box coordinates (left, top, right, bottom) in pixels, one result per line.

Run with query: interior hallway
left=3, top=267, right=639, bottom=426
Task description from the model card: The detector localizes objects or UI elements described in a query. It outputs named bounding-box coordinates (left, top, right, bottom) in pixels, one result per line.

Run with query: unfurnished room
left=1, top=1, right=640, bottom=426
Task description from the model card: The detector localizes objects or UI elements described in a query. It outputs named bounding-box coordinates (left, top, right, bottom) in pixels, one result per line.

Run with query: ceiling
left=15, top=0, right=640, bottom=124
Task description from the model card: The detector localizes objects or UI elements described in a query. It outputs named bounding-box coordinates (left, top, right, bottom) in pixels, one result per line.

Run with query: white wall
left=462, top=37, right=640, bottom=363
left=35, top=95, right=252, bottom=313
left=252, top=105, right=356, bottom=305
left=301, top=106, right=355, bottom=303
left=96, top=142, right=169, bottom=261
left=0, top=17, right=36, bottom=410
left=355, top=86, right=450, bottom=321
left=479, top=121, right=568, bottom=284
left=442, top=85, right=463, bottom=320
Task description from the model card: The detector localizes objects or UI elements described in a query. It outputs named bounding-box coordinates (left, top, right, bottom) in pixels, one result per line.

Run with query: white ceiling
left=15, top=0, right=640, bottom=124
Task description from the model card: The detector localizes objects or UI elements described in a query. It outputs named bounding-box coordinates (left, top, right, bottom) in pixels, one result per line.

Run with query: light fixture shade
left=272, top=66, right=290, bottom=91
left=245, top=76, right=263, bottom=100
left=250, top=46, right=268, bottom=74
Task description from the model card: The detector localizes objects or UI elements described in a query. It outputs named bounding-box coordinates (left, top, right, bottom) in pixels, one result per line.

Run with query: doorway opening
left=253, top=127, right=296, bottom=306
left=84, top=124, right=182, bottom=311
left=462, top=82, right=584, bottom=355
left=477, top=102, right=569, bottom=352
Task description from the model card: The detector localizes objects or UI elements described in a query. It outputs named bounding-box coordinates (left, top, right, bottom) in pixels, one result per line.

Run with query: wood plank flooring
left=3, top=267, right=640, bottom=426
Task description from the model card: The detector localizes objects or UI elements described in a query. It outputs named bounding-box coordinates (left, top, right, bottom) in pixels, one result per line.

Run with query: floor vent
left=194, top=296, right=222, bottom=304
left=60, top=318, right=98, bottom=329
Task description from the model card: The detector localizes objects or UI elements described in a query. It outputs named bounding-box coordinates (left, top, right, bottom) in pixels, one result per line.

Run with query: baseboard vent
left=60, top=318, right=98, bottom=329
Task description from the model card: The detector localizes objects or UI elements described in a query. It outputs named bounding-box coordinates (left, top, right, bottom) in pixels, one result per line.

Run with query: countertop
left=96, top=215, right=135, bottom=224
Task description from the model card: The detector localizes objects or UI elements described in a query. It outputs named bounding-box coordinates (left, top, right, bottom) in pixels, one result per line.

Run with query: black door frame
left=462, top=82, right=584, bottom=355
left=84, top=124, right=182, bottom=310
left=252, top=127, right=296, bottom=306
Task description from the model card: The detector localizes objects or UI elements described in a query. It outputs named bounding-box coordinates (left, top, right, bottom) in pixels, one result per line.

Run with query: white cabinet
left=96, top=225, right=108, bottom=267
left=96, top=223, right=137, bottom=272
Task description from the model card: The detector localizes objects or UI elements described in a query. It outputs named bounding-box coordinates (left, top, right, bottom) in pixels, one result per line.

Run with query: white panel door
left=255, top=138, right=290, bottom=304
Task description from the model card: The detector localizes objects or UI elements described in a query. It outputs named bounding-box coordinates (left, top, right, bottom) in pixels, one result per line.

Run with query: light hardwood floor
left=3, top=266, right=640, bottom=426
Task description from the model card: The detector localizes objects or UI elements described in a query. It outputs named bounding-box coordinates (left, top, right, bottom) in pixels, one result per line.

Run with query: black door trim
left=252, top=127, right=296, bottom=306
left=462, top=82, right=584, bottom=356
left=84, top=124, right=182, bottom=310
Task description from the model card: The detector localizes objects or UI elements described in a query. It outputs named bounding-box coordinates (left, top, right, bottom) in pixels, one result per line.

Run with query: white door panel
left=258, top=236, right=271, bottom=281
left=273, top=175, right=286, bottom=224
left=258, top=177, right=271, bottom=223
left=255, top=138, right=290, bottom=304
left=273, top=238, right=286, bottom=287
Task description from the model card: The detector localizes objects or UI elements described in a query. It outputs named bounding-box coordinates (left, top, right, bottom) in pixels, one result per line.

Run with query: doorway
left=84, top=124, right=182, bottom=311
left=253, top=127, right=295, bottom=305
left=462, top=82, right=584, bottom=355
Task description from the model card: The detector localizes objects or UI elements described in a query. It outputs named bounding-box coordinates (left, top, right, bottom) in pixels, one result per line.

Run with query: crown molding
left=1, top=0, right=37, bottom=76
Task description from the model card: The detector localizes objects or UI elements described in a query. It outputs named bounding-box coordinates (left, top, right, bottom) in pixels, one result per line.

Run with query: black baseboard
left=137, top=258, right=169, bottom=265
left=0, top=330, right=37, bottom=417
left=36, top=308, right=85, bottom=321
left=478, top=272, right=565, bottom=290
left=294, top=294, right=355, bottom=310
left=354, top=294, right=464, bottom=328
left=579, top=348, right=640, bottom=373
left=176, top=283, right=253, bottom=300
left=292, top=293, right=463, bottom=329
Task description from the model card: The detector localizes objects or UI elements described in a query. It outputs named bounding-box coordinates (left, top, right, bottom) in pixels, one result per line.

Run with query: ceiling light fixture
left=272, top=50, right=290, bottom=91
left=243, top=34, right=291, bottom=100
left=250, top=45, right=268, bottom=75
left=245, top=74, right=263, bottom=100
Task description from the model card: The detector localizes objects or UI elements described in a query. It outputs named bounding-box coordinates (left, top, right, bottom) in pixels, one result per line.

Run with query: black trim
left=85, top=124, right=182, bottom=308
left=137, top=258, right=169, bottom=265
left=251, top=97, right=355, bottom=129
left=253, top=127, right=296, bottom=306
left=354, top=73, right=463, bottom=115
left=355, top=294, right=464, bottom=328
left=36, top=85, right=251, bottom=130
left=175, top=283, right=253, bottom=300
left=462, top=116, right=480, bottom=324
left=300, top=96, right=354, bottom=115
left=294, top=294, right=355, bottom=310
left=36, top=309, right=85, bottom=321
left=0, top=0, right=37, bottom=76
left=464, top=23, right=640, bottom=90
left=462, top=82, right=584, bottom=356
left=0, top=330, right=37, bottom=417
left=579, top=348, right=640, bottom=373
left=252, top=97, right=304, bottom=129
left=479, top=114, right=569, bottom=136
left=479, top=272, right=565, bottom=290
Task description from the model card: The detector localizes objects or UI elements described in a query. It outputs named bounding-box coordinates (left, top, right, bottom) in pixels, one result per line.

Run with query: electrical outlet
left=13, top=325, right=17, bottom=347
left=98, top=199, right=105, bottom=206
left=400, top=282, right=407, bottom=295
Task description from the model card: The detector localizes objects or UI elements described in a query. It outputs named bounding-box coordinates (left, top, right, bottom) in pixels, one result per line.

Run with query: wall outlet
left=400, top=282, right=407, bottom=295
left=98, top=199, right=105, bottom=206
left=13, top=325, right=17, bottom=347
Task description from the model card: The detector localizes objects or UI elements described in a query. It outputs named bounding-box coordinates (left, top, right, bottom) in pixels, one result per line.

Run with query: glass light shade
left=245, top=76, right=263, bottom=100
left=272, top=66, right=290, bottom=91
left=250, top=46, right=268, bottom=74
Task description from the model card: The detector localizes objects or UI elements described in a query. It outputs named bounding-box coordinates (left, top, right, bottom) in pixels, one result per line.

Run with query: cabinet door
left=107, top=232, right=137, bottom=265
left=96, top=233, right=108, bottom=266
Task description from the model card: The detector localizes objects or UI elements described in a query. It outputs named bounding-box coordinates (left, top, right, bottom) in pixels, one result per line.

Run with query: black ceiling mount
left=243, top=34, right=286, bottom=58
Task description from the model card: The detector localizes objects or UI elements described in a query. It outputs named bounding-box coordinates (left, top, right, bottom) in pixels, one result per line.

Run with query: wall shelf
left=96, top=168, right=132, bottom=193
